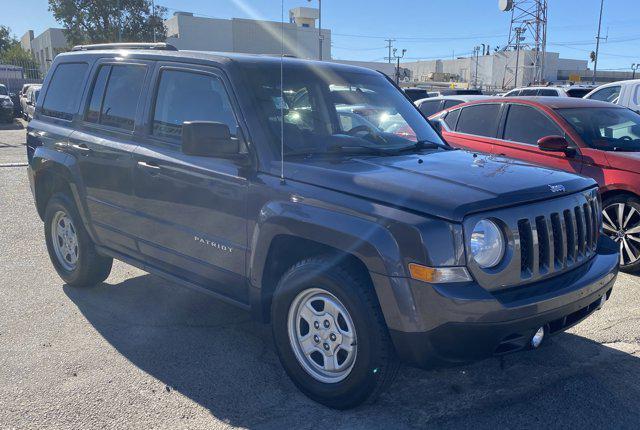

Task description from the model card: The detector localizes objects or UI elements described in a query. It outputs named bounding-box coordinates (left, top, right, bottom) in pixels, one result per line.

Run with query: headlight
left=1, top=99, right=12, bottom=107
left=470, top=219, right=505, bottom=268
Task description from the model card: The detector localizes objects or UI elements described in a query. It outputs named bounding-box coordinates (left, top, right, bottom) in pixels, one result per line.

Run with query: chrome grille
left=465, top=188, right=601, bottom=290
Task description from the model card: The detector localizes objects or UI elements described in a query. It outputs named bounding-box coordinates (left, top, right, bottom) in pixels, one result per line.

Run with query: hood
left=285, top=149, right=595, bottom=222
left=605, top=151, right=640, bottom=173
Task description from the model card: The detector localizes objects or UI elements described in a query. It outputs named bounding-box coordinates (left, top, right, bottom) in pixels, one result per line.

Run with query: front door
left=131, top=64, right=249, bottom=302
left=492, top=103, right=584, bottom=175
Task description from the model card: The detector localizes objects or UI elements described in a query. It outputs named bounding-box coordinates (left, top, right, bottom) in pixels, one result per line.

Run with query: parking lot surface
left=1, top=125, right=639, bottom=429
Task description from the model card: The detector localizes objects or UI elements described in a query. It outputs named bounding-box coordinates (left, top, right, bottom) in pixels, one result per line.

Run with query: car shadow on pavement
left=64, top=273, right=640, bottom=429
left=0, top=120, right=25, bottom=131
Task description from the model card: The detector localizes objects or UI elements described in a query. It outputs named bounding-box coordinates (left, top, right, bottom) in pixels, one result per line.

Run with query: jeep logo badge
left=549, top=184, right=566, bottom=193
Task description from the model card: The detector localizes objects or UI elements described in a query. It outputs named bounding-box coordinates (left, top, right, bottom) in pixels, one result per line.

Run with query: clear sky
left=2, top=0, right=639, bottom=70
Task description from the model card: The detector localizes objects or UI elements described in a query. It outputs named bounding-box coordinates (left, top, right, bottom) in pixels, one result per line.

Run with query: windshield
left=240, top=62, right=445, bottom=157
left=557, top=107, right=640, bottom=152
left=0, top=86, right=8, bottom=96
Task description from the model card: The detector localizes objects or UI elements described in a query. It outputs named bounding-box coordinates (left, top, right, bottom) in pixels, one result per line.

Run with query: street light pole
left=152, top=0, right=157, bottom=43
left=592, top=0, right=604, bottom=85
left=513, top=27, right=524, bottom=88
left=632, top=63, right=639, bottom=80
left=393, top=48, right=406, bottom=85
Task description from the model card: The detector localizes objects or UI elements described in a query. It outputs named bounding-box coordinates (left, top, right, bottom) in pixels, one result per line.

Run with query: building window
left=302, top=23, right=310, bottom=28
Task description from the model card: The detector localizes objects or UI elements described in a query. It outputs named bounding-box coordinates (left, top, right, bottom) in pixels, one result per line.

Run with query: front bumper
left=372, top=236, right=619, bottom=368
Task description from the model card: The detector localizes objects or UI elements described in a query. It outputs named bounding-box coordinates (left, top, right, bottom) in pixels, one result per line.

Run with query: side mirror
left=430, top=118, right=442, bottom=135
left=181, top=121, right=239, bottom=157
left=537, top=135, right=571, bottom=153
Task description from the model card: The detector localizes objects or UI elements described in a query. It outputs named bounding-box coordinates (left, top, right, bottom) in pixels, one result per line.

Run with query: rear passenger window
left=418, top=100, right=442, bottom=117
left=503, top=104, right=562, bottom=145
left=455, top=104, right=500, bottom=137
left=41, top=62, right=88, bottom=120
left=152, top=69, right=238, bottom=142
left=85, top=64, right=146, bottom=131
left=520, top=89, right=538, bottom=96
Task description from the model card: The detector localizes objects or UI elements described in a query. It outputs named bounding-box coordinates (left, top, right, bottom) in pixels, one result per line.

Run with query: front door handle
left=71, top=143, right=91, bottom=153
left=137, top=160, right=161, bottom=174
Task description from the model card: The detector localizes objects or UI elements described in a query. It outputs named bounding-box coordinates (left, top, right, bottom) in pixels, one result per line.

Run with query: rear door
left=442, top=103, right=501, bottom=154
left=68, top=59, right=152, bottom=254
left=492, top=103, right=583, bottom=174
left=131, top=62, right=250, bottom=302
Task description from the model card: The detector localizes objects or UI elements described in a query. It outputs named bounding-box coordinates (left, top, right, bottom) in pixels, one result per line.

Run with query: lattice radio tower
left=499, top=0, right=548, bottom=88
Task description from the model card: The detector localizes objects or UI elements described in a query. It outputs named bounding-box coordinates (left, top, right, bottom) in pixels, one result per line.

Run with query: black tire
left=44, top=192, right=113, bottom=287
left=602, top=194, right=640, bottom=273
left=271, top=257, right=399, bottom=409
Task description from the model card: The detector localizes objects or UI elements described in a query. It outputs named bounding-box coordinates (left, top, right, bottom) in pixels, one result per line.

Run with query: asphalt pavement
left=1, top=123, right=639, bottom=429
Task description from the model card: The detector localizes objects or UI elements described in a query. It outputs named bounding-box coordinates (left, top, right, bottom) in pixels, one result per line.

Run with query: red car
left=430, top=96, right=640, bottom=272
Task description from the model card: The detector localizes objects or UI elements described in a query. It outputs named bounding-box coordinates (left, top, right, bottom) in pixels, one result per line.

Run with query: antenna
left=280, top=0, right=285, bottom=184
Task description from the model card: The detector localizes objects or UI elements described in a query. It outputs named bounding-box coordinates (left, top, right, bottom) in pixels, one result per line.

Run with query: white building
left=403, top=50, right=592, bottom=89
left=165, top=8, right=331, bottom=60
left=20, top=28, right=69, bottom=75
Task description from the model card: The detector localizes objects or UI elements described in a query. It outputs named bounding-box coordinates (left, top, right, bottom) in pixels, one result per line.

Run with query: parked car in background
left=430, top=96, right=640, bottom=272
left=0, top=84, right=14, bottom=123
left=414, top=95, right=491, bottom=117
left=402, top=87, right=430, bottom=102
left=20, top=84, right=39, bottom=119
left=584, top=79, right=640, bottom=113
left=27, top=44, right=618, bottom=408
left=503, top=85, right=594, bottom=98
left=23, top=85, right=41, bottom=121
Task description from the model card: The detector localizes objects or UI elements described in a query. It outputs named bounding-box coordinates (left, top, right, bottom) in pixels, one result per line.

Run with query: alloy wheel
left=602, top=202, right=640, bottom=267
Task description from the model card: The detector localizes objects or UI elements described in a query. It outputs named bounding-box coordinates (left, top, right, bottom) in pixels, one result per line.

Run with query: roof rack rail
left=71, top=42, right=178, bottom=52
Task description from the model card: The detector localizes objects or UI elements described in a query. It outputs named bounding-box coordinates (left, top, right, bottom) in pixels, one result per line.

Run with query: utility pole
left=152, top=0, right=157, bottom=43
left=385, top=39, right=396, bottom=63
left=473, top=46, right=481, bottom=88
left=592, top=0, right=604, bottom=85
left=513, top=27, right=525, bottom=88
left=632, top=63, right=639, bottom=80
left=392, top=48, right=406, bottom=85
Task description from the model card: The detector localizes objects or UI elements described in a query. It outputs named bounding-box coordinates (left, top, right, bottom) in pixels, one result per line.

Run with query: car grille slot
left=550, top=213, right=567, bottom=269
left=564, top=209, right=578, bottom=264
left=575, top=206, right=587, bottom=257
left=518, top=219, right=534, bottom=278
left=535, top=216, right=551, bottom=274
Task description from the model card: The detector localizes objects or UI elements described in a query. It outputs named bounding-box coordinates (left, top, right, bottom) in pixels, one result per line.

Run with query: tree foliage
left=0, top=26, right=41, bottom=79
left=0, top=25, right=17, bottom=53
left=48, top=0, right=167, bottom=46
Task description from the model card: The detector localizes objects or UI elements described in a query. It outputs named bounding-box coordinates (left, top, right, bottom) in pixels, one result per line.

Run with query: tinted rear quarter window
left=520, top=89, right=538, bottom=96
left=503, top=104, right=562, bottom=145
left=442, top=99, right=463, bottom=110
left=455, top=104, right=500, bottom=137
left=537, top=89, right=558, bottom=96
left=418, top=100, right=442, bottom=117
left=41, top=62, right=89, bottom=120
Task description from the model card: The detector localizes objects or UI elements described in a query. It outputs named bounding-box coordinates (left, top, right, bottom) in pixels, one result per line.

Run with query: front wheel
left=44, top=192, right=113, bottom=286
left=271, top=257, right=399, bottom=409
left=602, top=195, right=640, bottom=273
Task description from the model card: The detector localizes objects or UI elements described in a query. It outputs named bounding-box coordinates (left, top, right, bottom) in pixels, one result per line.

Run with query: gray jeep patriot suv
left=27, top=43, right=619, bottom=409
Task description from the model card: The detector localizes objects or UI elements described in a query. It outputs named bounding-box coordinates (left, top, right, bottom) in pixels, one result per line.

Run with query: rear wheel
left=271, top=257, right=399, bottom=409
left=44, top=192, right=113, bottom=286
left=602, top=195, right=640, bottom=273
